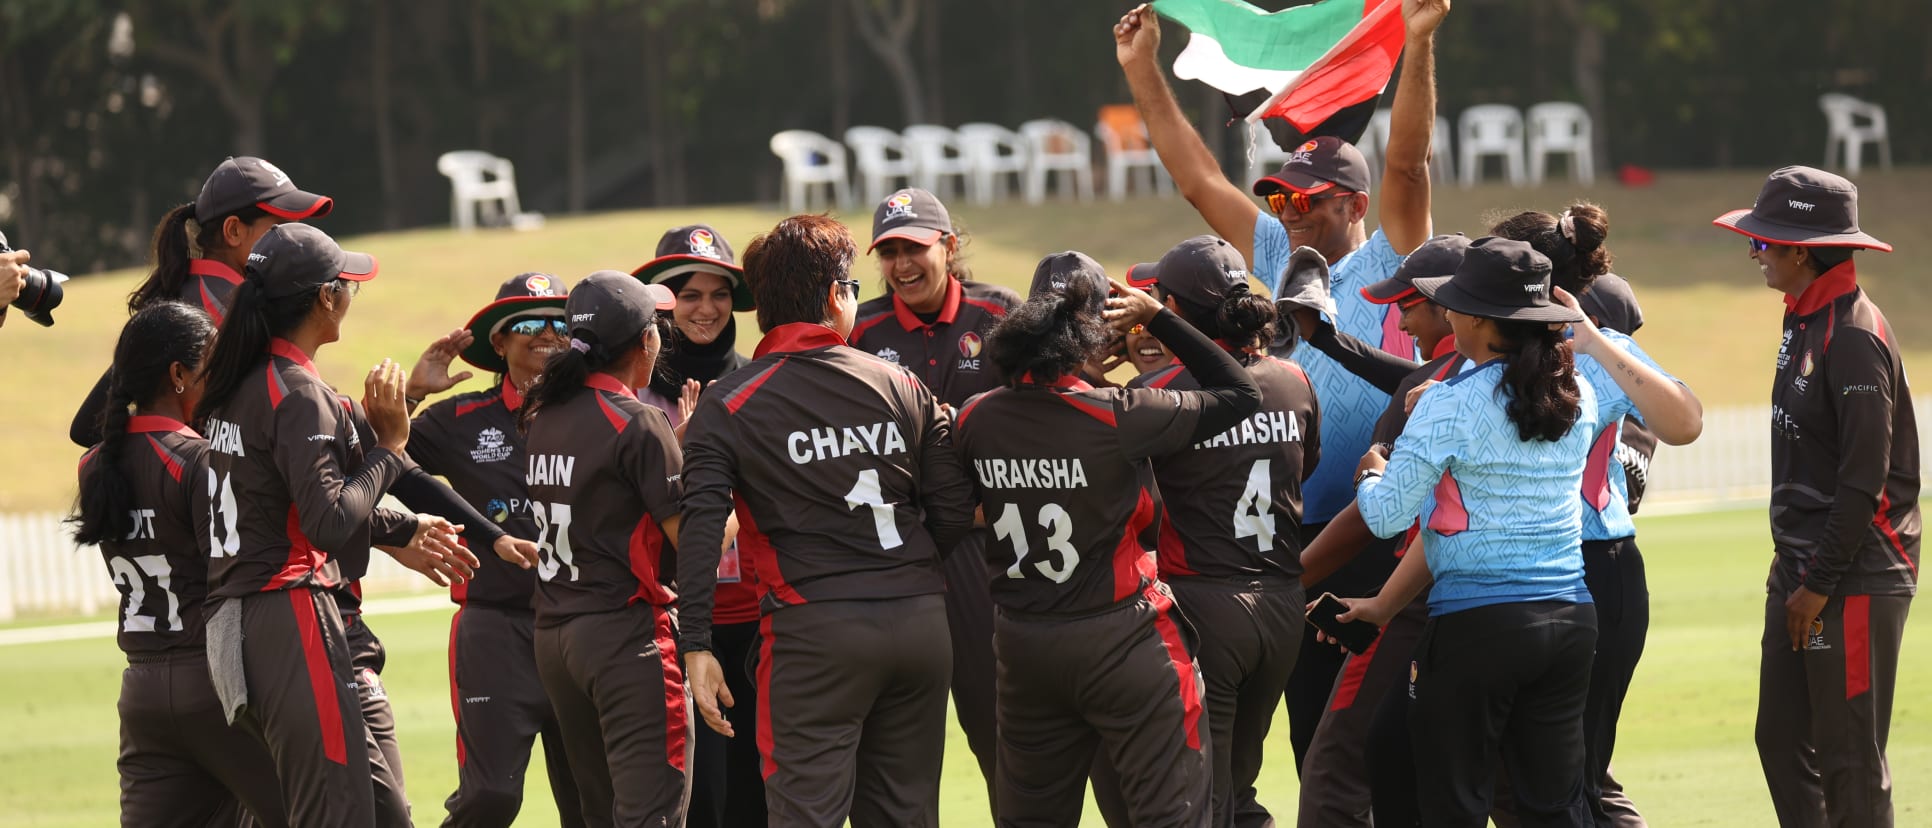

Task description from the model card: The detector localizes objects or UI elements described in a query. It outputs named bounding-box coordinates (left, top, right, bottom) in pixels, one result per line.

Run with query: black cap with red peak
left=196, top=156, right=334, bottom=224
left=1252, top=136, right=1371, bottom=196
left=244, top=223, right=375, bottom=300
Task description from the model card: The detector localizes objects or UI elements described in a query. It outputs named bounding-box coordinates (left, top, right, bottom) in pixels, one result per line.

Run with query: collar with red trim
left=1017, top=372, right=1095, bottom=391
left=1429, top=335, right=1458, bottom=360
left=1784, top=260, right=1859, bottom=317
left=500, top=377, right=526, bottom=411
left=891, top=277, right=963, bottom=330
left=754, top=323, right=847, bottom=359
left=126, top=414, right=201, bottom=437
left=190, top=258, right=243, bottom=285
left=268, top=338, right=319, bottom=375
left=583, top=373, right=637, bottom=399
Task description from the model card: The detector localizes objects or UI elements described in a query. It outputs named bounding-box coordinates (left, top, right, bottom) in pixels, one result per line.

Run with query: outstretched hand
left=1102, top=277, right=1165, bottom=334
left=407, top=329, right=477, bottom=404
left=686, top=650, right=737, bottom=737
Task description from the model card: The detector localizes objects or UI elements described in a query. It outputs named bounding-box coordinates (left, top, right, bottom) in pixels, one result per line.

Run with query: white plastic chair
left=1526, top=102, right=1595, bottom=185
left=844, top=126, right=918, bottom=204
left=437, top=151, right=540, bottom=231
left=1819, top=93, right=1892, bottom=175
left=901, top=125, right=974, bottom=202
left=1018, top=119, right=1095, bottom=204
left=1457, top=105, right=1527, bottom=187
left=1365, top=111, right=1454, bottom=184
left=956, top=123, right=1030, bottom=205
left=1094, top=110, right=1173, bottom=201
left=769, top=130, right=853, bottom=213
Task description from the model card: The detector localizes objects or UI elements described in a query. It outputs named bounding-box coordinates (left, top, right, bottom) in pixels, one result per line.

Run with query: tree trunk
left=1555, top=0, right=1610, bottom=171
left=919, top=0, right=941, bottom=124
left=848, top=0, right=925, bottom=124
left=370, top=1, right=402, bottom=229
left=471, top=0, right=493, bottom=147
left=566, top=12, right=588, bottom=212
left=830, top=0, right=851, bottom=135
left=0, top=53, right=40, bottom=244
left=1005, top=0, right=1030, bottom=122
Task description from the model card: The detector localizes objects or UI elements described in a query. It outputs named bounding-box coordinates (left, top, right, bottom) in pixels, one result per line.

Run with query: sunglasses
left=1747, top=238, right=1773, bottom=253
left=835, top=278, right=863, bottom=299
left=504, top=316, right=568, bottom=337
left=332, top=279, right=360, bottom=298
left=1265, top=189, right=1351, bottom=215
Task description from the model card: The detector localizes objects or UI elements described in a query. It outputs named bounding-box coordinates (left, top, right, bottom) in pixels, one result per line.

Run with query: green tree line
left=2, top=0, right=1925, bottom=272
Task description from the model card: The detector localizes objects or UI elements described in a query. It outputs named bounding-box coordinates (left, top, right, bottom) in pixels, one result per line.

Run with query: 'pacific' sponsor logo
left=787, top=422, right=908, bottom=464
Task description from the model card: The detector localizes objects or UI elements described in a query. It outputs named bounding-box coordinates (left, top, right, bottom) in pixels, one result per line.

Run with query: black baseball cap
left=1125, top=261, right=1160, bottom=290
left=1139, top=235, right=1252, bottom=308
left=196, top=157, right=333, bottom=224
left=566, top=270, right=675, bottom=348
left=244, top=223, right=376, bottom=300
left=1027, top=251, right=1109, bottom=313
left=1411, top=236, right=1583, bottom=324
left=630, top=224, right=754, bottom=311
left=1252, top=136, right=1372, bottom=197
left=1363, top=233, right=1472, bottom=305
left=868, top=188, right=953, bottom=252
left=461, top=273, right=570, bottom=373
left=1712, top=165, right=1890, bottom=252
left=1577, top=272, right=1643, bottom=334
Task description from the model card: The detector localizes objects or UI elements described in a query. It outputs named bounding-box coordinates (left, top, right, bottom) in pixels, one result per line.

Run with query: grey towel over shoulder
left=206, top=598, right=248, bottom=724
left=1270, top=246, right=1337, bottom=354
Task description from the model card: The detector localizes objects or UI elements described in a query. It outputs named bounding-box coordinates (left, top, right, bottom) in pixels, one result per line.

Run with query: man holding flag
left=1117, top=0, right=1446, bottom=822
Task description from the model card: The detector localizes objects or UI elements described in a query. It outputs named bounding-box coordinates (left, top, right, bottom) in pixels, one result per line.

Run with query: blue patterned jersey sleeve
left=1251, top=211, right=1291, bottom=293
left=1357, top=383, right=1460, bottom=538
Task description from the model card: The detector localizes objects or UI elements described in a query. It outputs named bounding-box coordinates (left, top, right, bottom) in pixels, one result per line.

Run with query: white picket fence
left=5, top=398, right=1930, bottom=621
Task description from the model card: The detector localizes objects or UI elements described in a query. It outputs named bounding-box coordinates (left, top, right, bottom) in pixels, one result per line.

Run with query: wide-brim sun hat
left=630, top=224, right=755, bottom=310
left=1411, top=236, right=1584, bottom=325
left=1712, top=165, right=1891, bottom=252
left=461, top=272, right=569, bottom=373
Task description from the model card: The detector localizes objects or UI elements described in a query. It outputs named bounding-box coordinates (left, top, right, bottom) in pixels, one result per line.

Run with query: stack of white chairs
left=843, top=126, right=918, bottom=204
left=1018, top=119, right=1095, bottom=203
left=901, top=125, right=975, bottom=201
left=1819, top=93, right=1891, bottom=175
left=769, top=130, right=853, bottom=212
left=956, top=123, right=1031, bottom=205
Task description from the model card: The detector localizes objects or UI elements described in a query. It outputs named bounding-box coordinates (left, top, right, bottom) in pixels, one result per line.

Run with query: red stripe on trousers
left=448, top=608, right=466, bottom=767
left=655, top=607, right=689, bottom=772
left=756, top=614, right=777, bottom=779
left=1148, top=590, right=1204, bottom=751
left=1844, top=595, right=1871, bottom=699
left=1329, top=634, right=1383, bottom=711
left=289, top=589, right=348, bottom=765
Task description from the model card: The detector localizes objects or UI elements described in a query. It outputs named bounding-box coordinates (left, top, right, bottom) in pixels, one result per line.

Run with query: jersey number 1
left=844, top=469, right=904, bottom=550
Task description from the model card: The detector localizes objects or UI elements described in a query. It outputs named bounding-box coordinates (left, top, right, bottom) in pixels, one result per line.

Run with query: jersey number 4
left=1233, top=459, right=1277, bottom=552
left=207, top=469, right=240, bottom=558
left=992, top=503, right=1078, bottom=584
left=531, top=502, right=580, bottom=582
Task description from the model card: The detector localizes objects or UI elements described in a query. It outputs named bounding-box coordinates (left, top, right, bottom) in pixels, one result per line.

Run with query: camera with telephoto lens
left=0, top=230, right=66, bottom=327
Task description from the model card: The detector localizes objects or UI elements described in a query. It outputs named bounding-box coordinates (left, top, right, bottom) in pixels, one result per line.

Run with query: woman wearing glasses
left=400, top=273, right=587, bottom=827
left=848, top=187, right=1020, bottom=803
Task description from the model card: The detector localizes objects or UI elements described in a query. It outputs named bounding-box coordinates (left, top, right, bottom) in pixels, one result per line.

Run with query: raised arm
left=1376, top=0, right=1449, bottom=255
left=1116, top=4, right=1262, bottom=262
left=1558, top=288, right=1704, bottom=445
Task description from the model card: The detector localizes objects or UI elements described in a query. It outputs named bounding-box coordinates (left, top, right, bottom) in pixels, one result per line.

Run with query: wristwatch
left=1354, top=468, right=1383, bottom=487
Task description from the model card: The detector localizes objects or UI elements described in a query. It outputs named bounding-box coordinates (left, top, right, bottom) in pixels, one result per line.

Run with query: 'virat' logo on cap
left=255, top=159, right=291, bottom=187
left=688, top=228, right=721, bottom=258
left=883, top=191, right=918, bottom=221
left=525, top=274, right=554, bottom=295
left=248, top=252, right=268, bottom=263
left=1788, top=200, right=1816, bottom=212
left=1524, top=281, right=1548, bottom=297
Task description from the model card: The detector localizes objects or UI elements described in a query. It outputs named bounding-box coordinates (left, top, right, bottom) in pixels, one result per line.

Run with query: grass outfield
left=2, top=507, right=1926, bottom=826
left=7, top=167, right=1932, bottom=512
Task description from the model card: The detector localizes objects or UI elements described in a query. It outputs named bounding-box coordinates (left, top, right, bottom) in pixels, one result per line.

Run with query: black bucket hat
left=1411, top=236, right=1583, bottom=324
left=461, top=272, right=570, bottom=373
left=1712, top=165, right=1891, bottom=252
left=630, top=224, right=755, bottom=311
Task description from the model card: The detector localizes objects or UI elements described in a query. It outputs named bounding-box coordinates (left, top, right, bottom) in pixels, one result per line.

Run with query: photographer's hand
left=0, top=249, right=29, bottom=325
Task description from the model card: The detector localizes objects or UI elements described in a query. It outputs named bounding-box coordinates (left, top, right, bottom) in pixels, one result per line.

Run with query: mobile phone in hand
left=1306, top=592, right=1381, bottom=655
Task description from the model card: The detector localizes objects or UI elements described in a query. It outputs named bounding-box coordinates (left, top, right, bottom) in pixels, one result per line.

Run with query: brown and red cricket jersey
left=1768, top=262, right=1920, bottom=596
left=204, top=339, right=417, bottom=600
left=1371, top=338, right=1467, bottom=447
left=409, top=379, right=542, bottom=610
left=522, top=374, right=684, bottom=624
left=1129, top=352, right=1321, bottom=580
left=676, top=323, right=979, bottom=653
left=850, top=278, right=1020, bottom=407
left=77, top=416, right=216, bottom=655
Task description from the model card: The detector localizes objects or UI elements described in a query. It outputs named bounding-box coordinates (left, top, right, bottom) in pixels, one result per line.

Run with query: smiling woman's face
left=494, top=313, right=566, bottom=387
left=675, top=271, right=735, bottom=345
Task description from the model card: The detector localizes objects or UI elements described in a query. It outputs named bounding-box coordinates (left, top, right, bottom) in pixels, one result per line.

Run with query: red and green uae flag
left=1156, top=0, right=1404, bottom=143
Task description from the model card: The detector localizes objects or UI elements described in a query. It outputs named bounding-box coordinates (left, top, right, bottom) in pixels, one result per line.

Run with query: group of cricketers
left=58, top=0, right=1915, bottom=826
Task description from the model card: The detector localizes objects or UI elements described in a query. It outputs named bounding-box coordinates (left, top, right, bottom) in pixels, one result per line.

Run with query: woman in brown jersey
left=73, top=301, right=290, bottom=828
left=71, top=157, right=334, bottom=447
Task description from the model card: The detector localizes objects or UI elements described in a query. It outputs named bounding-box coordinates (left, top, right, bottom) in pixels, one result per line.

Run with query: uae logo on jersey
left=524, top=273, right=556, bottom=296
left=471, top=427, right=513, bottom=463
left=883, top=190, right=918, bottom=221
left=1800, top=351, right=1815, bottom=377
left=1805, top=617, right=1830, bottom=651
left=874, top=347, right=901, bottom=365
left=687, top=228, right=721, bottom=259
left=957, top=331, right=984, bottom=358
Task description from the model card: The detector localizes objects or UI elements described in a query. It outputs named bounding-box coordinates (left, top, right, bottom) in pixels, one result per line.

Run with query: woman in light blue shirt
left=1335, top=236, right=1601, bottom=826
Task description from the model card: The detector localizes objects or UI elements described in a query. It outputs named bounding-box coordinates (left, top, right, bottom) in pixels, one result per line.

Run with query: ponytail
left=193, top=278, right=323, bottom=424
left=1490, top=202, right=1612, bottom=295
left=1170, top=288, right=1277, bottom=351
left=1494, top=319, right=1581, bottom=443
left=72, top=301, right=216, bottom=545
left=129, top=203, right=270, bottom=314
left=517, top=330, right=644, bottom=432
left=988, top=276, right=1112, bottom=384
